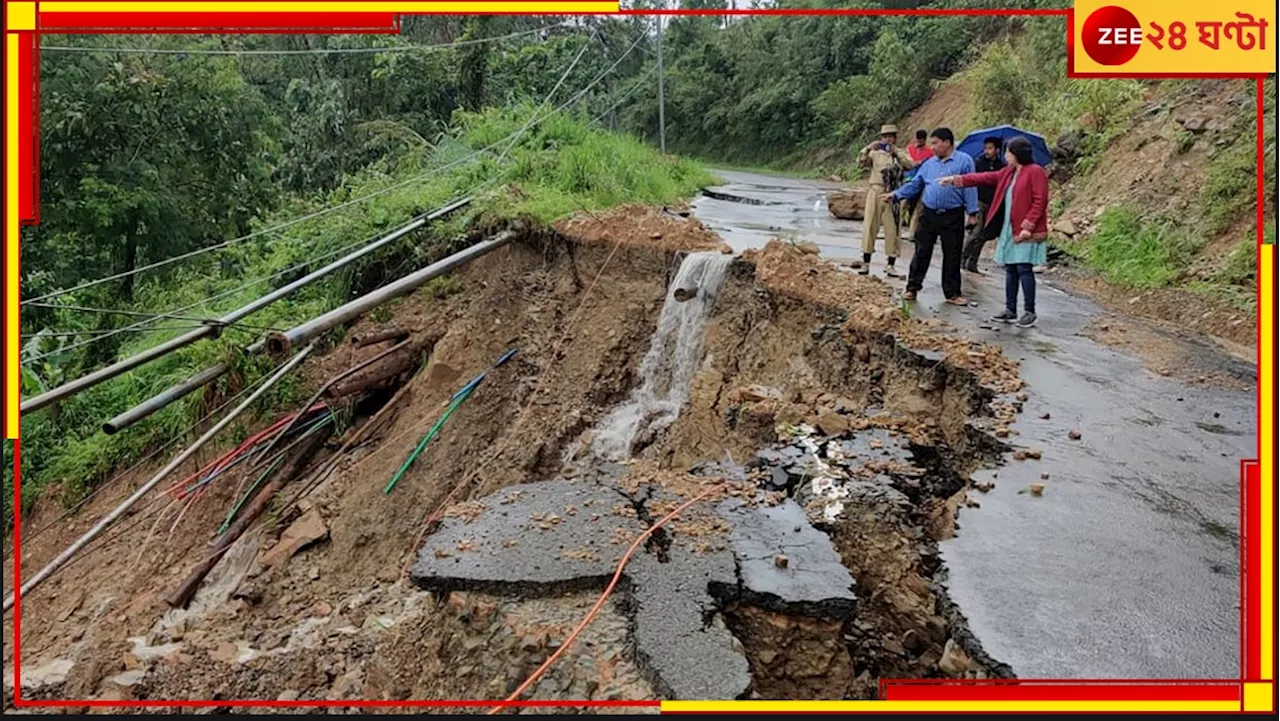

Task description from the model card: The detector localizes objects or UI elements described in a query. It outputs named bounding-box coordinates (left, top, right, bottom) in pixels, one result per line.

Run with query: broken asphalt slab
left=409, top=477, right=855, bottom=700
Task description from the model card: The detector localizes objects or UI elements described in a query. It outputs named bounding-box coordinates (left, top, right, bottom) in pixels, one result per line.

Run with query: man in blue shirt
left=883, top=127, right=979, bottom=304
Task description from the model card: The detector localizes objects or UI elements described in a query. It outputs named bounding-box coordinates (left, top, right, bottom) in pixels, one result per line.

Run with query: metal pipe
left=3, top=343, right=316, bottom=614
left=20, top=198, right=471, bottom=414
left=102, top=362, right=231, bottom=435
left=266, top=231, right=514, bottom=359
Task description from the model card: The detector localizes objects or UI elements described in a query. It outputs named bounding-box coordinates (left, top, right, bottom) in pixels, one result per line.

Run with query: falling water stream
left=585, top=251, right=734, bottom=461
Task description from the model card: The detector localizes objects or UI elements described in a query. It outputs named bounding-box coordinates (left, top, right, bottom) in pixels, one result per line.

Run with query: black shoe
left=963, top=261, right=982, bottom=274
left=858, top=266, right=870, bottom=275
left=991, top=309, right=1017, bottom=323
left=1017, top=312, right=1038, bottom=328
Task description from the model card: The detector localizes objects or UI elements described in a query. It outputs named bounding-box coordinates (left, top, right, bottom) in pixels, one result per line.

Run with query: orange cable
left=487, top=482, right=725, bottom=714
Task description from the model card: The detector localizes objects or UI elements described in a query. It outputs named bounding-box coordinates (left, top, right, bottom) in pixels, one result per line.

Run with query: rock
left=649, top=232, right=663, bottom=240
left=974, top=482, right=995, bottom=493
left=729, top=384, right=783, bottom=404
left=1040, top=472, right=1050, bottom=480
left=815, top=408, right=849, bottom=437
left=1015, top=392, right=1029, bottom=402
left=312, top=602, right=333, bottom=617
left=853, top=344, right=871, bottom=363
left=210, top=642, right=239, bottom=664
left=827, top=188, right=867, bottom=220
left=938, top=639, right=971, bottom=678
left=1054, top=218, right=1079, bottom=236
left=796, top=240, right=822, bottom=256
left=1068, top=430, right=1082, bottom=440
left=1056, top=130, right=1084, bottom=158
left=994, top=427, right=1010, bottom=438
left=719, top=243, right=735, bottom=255
left=1013, top=450, right=1028, bottom=461
left=1039, top=412, right=1051, bottom=420
left=277, top=690, right=300, bottom=702
left=1028, top=483, right=1045, bottom=496
left=1026, top=448, right=1043, bottom=460
left=673, top=287, right=698, bottom=302
left=828, top=174, right=844, bottom=182
left=309, top=566, right=321, bottom=581
left=261, top=508, right=329, bottom=567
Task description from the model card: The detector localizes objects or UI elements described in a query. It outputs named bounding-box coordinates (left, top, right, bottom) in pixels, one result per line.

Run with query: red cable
left=488, top=482, right=725, bottom=714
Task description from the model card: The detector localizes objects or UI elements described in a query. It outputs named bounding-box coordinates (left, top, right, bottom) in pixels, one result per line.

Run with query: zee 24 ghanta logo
left=1081, top=5, right=1269, bottom=65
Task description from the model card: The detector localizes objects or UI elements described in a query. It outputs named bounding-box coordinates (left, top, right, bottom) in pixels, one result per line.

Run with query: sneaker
left=1017, top=312, right=1038, bottom=328
left=991, top=309, right=1017, bottom=323
left=858, top=266, right=870, bottom=275
left=903, top=290, right=917, bottom=301
left=945, top=296, right=969, bottom=306
left=885, top=266, right=901, bottom=278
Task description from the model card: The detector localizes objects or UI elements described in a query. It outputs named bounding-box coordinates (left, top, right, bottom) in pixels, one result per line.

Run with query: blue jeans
left=1004, top=263, right=1036, bottom=314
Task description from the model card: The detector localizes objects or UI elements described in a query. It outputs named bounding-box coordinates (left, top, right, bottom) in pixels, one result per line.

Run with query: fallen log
left=323, top=346, right=425, bottom=400
left=350, top=327, right=409, bottom=348
left=166, top=425, right=332, bottom=609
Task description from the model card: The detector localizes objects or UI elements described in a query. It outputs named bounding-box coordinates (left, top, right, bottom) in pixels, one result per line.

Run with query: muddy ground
left=5, top=206, right=1029, bottom=711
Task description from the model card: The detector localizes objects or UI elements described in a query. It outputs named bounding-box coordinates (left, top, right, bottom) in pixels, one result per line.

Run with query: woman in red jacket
left=938, top=136, right=1049, bottom=327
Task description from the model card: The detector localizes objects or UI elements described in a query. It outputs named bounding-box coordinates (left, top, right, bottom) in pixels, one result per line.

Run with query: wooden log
left=165, top=426, right=332, bottom=609
left=350, top=327, right=409, bottom=348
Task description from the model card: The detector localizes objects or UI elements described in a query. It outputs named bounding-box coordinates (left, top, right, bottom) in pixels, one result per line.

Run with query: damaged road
left=695, top=168, right=1255, bottom=680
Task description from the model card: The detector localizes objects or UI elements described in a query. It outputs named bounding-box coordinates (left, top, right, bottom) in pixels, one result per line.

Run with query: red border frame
left=4, top=3, right=1275, bottom=712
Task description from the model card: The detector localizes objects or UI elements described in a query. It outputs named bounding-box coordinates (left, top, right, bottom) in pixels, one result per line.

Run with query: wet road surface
left=693, top=169, right=1256, bottom=679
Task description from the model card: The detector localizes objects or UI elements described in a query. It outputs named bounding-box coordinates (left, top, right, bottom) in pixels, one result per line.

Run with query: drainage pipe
left=2, top=343, right=316, bottom=614
left=20, top=197, right=472, bottom=415
left=266, top=231, right=513, bottom=359
left=102, top=362, right=231, bottom=435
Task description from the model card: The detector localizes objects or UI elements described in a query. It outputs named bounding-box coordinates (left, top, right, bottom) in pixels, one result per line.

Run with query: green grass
left=12, top=106, right=709, bottom=528
left=1075, top=207, right=1203, bottom=289
left=1201, top=143, right=1255, bottom=237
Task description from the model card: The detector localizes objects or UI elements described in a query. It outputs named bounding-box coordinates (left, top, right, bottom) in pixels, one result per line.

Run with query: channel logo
left=1069, top=0, right=1275, bottom=76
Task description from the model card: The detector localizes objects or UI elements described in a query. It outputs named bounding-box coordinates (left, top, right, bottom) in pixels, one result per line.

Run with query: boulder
left=827, top=187, right=868, bottom=220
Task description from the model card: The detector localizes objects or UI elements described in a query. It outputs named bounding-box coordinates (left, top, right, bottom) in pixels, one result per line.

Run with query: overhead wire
left=39, top=23, right=564, bottom=56
left=22, top=25, right=579, bottom=309
left=23, top=22, right=651, bottom=369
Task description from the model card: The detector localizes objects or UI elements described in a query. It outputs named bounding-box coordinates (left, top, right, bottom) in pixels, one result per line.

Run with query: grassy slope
left=9, top=108, right=712, bottom=526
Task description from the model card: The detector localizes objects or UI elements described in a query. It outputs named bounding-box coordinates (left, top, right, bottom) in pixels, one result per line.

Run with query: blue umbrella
left=958, top=125, right=1054, bottom=167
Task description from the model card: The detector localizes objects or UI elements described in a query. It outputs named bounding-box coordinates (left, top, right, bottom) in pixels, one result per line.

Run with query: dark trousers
left=1004, top=263, right=1037, bottom=314
left=962, top=200, right=991, bottom=267
left=908, top=207, right=965, bottom=298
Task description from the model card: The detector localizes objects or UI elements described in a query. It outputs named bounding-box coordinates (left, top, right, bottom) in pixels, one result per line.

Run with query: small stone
left=1039, top=412, right=1051, bottom=420
left=938, top=639, right=971, bottom=678
left=673, top=287, right=697, bottom=302
left=277, top=690, right=301, bottom=702
left=1013, top=450, right=1028, bottom=460
left=797, top=240, right=821, bottom=255
left=649, top=232, right=663, bottom=240
left=1068, top=430, right=1081, bottom=440
left=309, top=566, right=321, bottom=581
left=1040, top=472, right=1050, bottom=480
left=1026, top=448, right=1043, bottom=460
left=1028, top=483, right=1045, bottom=496
left=774, top=554, right=789, bottom=569
left=994, top=427, right=1010, bottom=438
left=1015, top=392, right=1029, bottom=402
left=312, top=602, right=333, bottom=617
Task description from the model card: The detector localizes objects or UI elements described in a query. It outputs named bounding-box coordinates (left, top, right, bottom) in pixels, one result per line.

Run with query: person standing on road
left=902, top=129, right=932, bottom=241
left=886, top=127, right=978, bottom=305
left=961, top=136, right=1008, bottom=274
left=939, top=136, right=1049, bottom=327
left=856, top=124, right=916, bottom=278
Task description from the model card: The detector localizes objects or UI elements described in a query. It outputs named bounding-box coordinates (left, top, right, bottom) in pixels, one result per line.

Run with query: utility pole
left=655, top=2, right=667, bottom=154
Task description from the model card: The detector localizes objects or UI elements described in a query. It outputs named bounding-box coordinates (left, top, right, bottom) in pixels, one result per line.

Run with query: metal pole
left=102, top=362, right=231, bottom=435
left=3, top=343, right=316, bottom=614
left=656, top=8, right=667, bottom=154
left=20, top=197, right=471, bottom=415
left=266, top=232, right=514, bottom=359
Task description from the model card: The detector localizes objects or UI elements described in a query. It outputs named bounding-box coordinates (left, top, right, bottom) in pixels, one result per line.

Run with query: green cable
left=217, top=414, right=333, bottom=534
left=219, top=456, right=283, bottom=536
left=384, top=383, right=477, bottom=494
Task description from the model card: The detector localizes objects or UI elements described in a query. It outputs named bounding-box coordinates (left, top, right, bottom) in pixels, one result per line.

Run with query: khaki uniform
left=857, top=144, right=916, bottom=257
